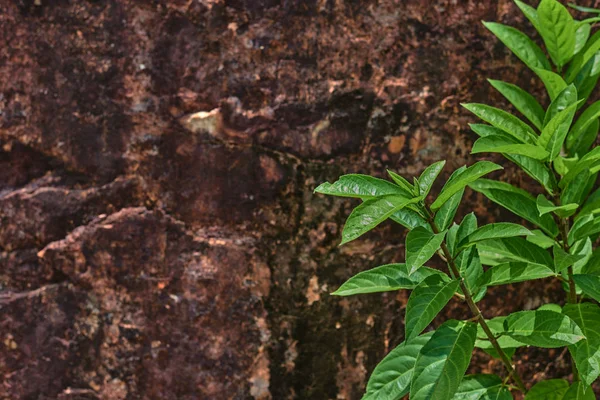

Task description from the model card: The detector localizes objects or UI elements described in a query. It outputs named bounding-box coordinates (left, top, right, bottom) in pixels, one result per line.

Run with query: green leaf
left=462, top=103, right=537, bottom=143
left=332, top=263, right=446, bottom=296
left=387, top=169, right=414, bottom=193
left=563, top=382, right=595, bottom=400
left=566, top=31, right=600, bottom=83
left=569, top=4, right=600, bottom=13
left=390, top=209, right=430, bottom=231
left=573, top=274, right=600, bottom=302
left=538, top=0, right=576, bottom=68
left=405, top=275, right=459, bottom=340
left=554, top=245, right=583, bottom=273
left=567, top=101, right=600, bottom=154
left=488, top=79, right=545, bottom=130
left=534, top=68, right=568, bottom=100
left=434, top=166, right=467, bottom=231
left=527, top=229, right=556, bottom=248
left=561, top=147, right=600, bottom=189
left=363, top=333, right=433, bottom=400
left=451, top=374, right=512, bottom=400
left=543, top=84, right=578, bottom=127
left=569, top=216, right=600, bottom=245
left=406, top=227, right=447, bottom=274
left=536, top=194, right=578, bottom=218
left=477, top=237, right=553, bottom=268
left=538, top=97, right=581, bottom=160
left=431, top=162, right=503, bottom=211
left=525, top=379, right=569, bottom=400
left=457, top=223, right=532, bottom=251
left=410, top=320, right=477, bottom=400
left=516, top=0, right=542, bottom=32
left=503, top=310, right=585, bottom=348
left=478, top=262, right=556, bottom=286
left=563, top=303, right=600, bottom=387
left=472, top=135, right=549, bottom=160
left=476, top=316, right=525, bottom=356
left=578, top=187, right=600, bottom=221
left=561, top=169, right=591, bottom=206
left=315, top=174, right=409, bottom=199
left=574, top=23, right=591, bottom=56
left=483, top=22, right=552, bottom=71
left=568, top=117, right=599, bottom=157
left=469, top=125, right=557, bottom=193
left=469, top=179, right=559, bottom=237
left=418, top=161, right=446, bottom=198
left=341, top=195, right=421, bottom=245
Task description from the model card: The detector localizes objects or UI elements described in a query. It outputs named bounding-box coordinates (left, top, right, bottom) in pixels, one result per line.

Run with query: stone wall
left=0, top=1, right=595, bottom=399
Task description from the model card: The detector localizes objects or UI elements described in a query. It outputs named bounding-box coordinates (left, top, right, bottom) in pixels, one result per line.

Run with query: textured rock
left=0, top=0, right=596, bottom=399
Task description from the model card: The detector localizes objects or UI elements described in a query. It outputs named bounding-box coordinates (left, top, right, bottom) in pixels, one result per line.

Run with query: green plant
left=314, top=1, right=600, bottom=399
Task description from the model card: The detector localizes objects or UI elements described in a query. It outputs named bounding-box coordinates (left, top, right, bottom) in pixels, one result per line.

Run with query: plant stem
left=558, top=217, right=578, bottom=304
left=424, top=208, right=528, bottom=393
left=558, top=216, right=579, bottom=381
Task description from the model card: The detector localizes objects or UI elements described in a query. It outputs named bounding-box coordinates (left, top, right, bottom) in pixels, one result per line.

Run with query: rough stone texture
left=0, top=0, right=598, bottom=399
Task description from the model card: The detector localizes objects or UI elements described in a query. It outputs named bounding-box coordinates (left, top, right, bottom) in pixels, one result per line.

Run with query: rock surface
left=0, top=0, right=595, bottom=399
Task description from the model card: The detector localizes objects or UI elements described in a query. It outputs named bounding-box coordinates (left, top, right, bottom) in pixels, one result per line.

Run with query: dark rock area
left=1, top=0, right=597, bottom=399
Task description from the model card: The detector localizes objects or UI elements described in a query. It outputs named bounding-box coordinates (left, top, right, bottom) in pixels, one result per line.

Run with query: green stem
left=424, top=207, right=528, bottom=393
left=558, top=216, right=579, bottom=382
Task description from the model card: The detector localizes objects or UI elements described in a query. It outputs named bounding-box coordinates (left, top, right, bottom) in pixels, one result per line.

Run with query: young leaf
left=488, top=79, right=545, bottom=130
left=538, top=0, right=576, bottom=68
left=524, top=379, right=569, bottom=400
left=434, top=166, right=467, bottom=231
left=572, top=274, right=600, bottom=302
left=483, top=22, right=552, bottom=71
left=469, top=179, right=559, bottom=237
left=563, top=303, right=600, bottom=386
left=341, top=195, right=421, bottom=245
left=478, top=262, right=556, bottom=286
left=503, top=310, right=585, bottom=348
left=418, top=161, right=446, bottom=198
left=534, top=68, right=568, bottom=100
left=406, top=227, right=447, bottom=274
left=405, top=275, right=459, bottom=340
left=566, top=101, right=600, bottom=154
left=472, top=135, right=549, bottom=160
left=536, top=194, right=578, bottom=218
left=363, top=333, right=433, bottom=400
left=410, top=320, right=477, bottom=400
left=538, top=99, right=580, bottom=160
left=315, top=174, right=410, bottom=199
left=451, top=374, right=512, bottom=400
left=332, top=263, right=446, bottom=296
left=431, top=162, right=503, bottom=211
left=387, top=169, right=414, bottom=193
left=457, top=223, right=532, bottom=251
left=462, top=103, right=537, bottom=143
